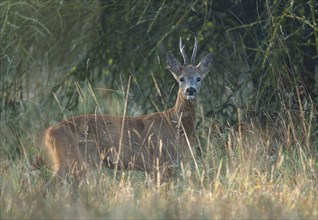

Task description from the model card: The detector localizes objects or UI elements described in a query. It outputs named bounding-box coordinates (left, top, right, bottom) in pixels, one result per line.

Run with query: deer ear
left=197, top=53, right=213, bottom=77
left=166, top=51, right=181, bottom=76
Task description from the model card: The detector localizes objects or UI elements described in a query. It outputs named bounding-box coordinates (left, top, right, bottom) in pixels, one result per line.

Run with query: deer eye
left=180, top=77, right=185, bottom=82
left=197, top=77, right=201, bottom=82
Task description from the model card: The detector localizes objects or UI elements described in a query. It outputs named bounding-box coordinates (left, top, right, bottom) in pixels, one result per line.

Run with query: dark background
left=1, top=0, right=317, bottom=143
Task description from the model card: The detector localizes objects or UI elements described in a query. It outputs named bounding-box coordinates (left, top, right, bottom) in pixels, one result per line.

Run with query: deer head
left=166, top=37, right=213, bottom=101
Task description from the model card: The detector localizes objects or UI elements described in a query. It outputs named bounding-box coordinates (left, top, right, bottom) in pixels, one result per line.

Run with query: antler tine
left=191, top=37, right=198, bottom=66
left=179, top=37, right=188, bottom=65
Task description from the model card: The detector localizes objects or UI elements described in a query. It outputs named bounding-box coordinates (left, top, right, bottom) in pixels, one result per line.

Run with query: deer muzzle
left=186, top=87, right=197, bottom=100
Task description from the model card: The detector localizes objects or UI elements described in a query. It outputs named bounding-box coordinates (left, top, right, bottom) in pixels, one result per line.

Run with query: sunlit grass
left=1, top=56, right=317, bottom=219
left=0, top=93, right=317, bottom=219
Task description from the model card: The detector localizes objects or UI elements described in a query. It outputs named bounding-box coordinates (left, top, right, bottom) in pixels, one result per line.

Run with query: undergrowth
left=0, top=81, right=317, bottom=219
left=1, top=0, right=317, bottom=219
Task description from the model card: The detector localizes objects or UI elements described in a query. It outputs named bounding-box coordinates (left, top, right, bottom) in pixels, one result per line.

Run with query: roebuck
left=45, top=37, right=213, bottom=181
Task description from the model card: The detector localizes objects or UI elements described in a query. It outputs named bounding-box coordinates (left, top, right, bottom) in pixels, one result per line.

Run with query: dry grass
left=1, top=1, right=317, bottom=218
left=0, top=100, right=317, bottom=219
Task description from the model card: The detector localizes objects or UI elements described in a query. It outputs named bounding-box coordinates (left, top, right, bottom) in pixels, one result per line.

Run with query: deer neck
left=172, top=91, right=197, bottom=137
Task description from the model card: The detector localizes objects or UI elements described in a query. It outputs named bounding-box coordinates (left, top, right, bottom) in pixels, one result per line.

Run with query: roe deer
left=45, top=37, right=213, bottom=181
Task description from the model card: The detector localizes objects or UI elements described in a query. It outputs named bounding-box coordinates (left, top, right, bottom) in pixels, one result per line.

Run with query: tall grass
left=0, top=79, right=317, bottom=219
left=1, top=0, right=317, bottom=219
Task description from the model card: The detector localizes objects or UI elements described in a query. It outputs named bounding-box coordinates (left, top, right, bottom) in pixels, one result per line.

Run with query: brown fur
left=44, top=38, right=213, bottom=180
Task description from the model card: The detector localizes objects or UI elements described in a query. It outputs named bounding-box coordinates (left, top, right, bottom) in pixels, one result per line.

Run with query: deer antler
left=179, top=37, right=188, bottom=65
left=191, top=37, right=198, bottom=66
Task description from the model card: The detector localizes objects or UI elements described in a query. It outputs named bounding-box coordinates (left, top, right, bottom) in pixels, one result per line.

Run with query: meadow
left=1, top=0, right=318, bottom=219
left=0, top=80, right=317, bottom=218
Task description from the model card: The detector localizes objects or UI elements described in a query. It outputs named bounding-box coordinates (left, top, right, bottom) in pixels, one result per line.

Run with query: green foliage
left=1, top=0, right=317, bottom=118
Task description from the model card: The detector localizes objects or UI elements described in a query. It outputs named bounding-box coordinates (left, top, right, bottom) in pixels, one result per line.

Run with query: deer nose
left=186, top=87, right=197, bottom=96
